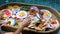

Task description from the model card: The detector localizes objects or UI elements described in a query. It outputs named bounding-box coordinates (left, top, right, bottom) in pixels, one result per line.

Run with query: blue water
left=0, top=0, right=60, bottom=13
left=58, top=30, right=60, bottom=34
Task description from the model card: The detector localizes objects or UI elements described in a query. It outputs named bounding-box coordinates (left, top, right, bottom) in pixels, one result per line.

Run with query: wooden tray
left=1, top=2, right=60, bottom=34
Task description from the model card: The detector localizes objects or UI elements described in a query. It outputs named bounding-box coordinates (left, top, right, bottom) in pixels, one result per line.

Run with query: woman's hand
left=14, top=17, right=31, bottom=34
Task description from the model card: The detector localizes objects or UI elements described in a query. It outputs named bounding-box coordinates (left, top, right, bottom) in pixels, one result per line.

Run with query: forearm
left=14, top=23, right=29, bottom=34
left=14, top=18, right=31, bottom=34
left=14, top=27, right=22, bottom=34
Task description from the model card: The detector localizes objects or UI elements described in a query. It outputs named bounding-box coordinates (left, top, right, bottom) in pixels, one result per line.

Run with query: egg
left=19, top=11, right=25, bottom=17
left=45, top=12, right=50, bottom=17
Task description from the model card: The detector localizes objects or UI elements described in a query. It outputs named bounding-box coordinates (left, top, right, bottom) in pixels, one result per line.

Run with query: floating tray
left=0, top=2, right=60, bottom=34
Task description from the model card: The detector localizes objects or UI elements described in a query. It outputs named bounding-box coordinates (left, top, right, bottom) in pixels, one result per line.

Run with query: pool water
left=0, top=0, right=60, bottom=13
left=58, top=30, right=60, bottom=34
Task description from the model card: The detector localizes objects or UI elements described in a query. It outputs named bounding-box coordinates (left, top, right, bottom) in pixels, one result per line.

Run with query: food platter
left=0, top=2, right=60, bottom=33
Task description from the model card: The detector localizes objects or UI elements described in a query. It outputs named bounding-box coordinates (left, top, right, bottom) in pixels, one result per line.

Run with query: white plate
left=8, top=18, right=16, bottom=26
left=2, top=9, right=12, bottom=17
left=41, top=9, right=52, bottom=21
left=16, top=11, right=27, bottom=18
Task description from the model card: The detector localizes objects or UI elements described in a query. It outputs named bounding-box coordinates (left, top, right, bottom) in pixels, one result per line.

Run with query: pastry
left=28, top=9, right=36, bottom=16
left=8, top=6, right=12, bottom=10
left=13, top=5, right=19, bottom=9
left=38, top=24, right=43, bottom=29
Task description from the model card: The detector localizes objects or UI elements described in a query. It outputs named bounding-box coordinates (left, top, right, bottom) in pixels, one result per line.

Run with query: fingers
left=14, top=17, right=31, bottom=34
left=24, top=17, right=31, bottom=23
left=21, top=17, right=31, bottom=27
